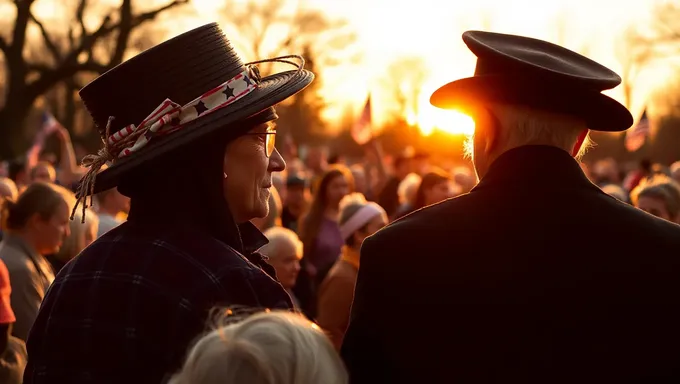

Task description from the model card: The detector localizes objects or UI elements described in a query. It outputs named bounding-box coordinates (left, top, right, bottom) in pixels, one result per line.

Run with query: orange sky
left=12, top=0, right=673, bottom=135
left=188, top=0, right=668, bottom=135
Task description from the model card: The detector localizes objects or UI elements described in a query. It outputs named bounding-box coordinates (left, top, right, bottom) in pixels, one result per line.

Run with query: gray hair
left=261, top=226, right=303, bottom=260
left=465, top=103, right=593, bottom=161
left=169, top=311, right=348, bottom=384
left=631, top=175, right=680, bottom=218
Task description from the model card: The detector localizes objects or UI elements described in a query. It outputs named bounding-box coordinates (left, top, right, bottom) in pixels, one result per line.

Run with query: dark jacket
left=23, top=217, right=291, bottom=384
left=342, top=145, right=680, bottom=384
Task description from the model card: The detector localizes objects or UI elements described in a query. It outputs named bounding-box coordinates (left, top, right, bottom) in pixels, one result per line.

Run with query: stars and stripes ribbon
left=111, top=67, right=259, bottom=158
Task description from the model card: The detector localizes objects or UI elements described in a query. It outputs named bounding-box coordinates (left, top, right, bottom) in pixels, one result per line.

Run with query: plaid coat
left=23, top=218, right=292, bottom=384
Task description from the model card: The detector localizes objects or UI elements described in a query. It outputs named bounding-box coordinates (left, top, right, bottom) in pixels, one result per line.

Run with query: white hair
left=169, top=311, right=348, bottom=384
left=397, top=173, right=421, bottom=205
left=465, top=103, right=593, bottom=161
left=261, top=226, right=303, bottom=260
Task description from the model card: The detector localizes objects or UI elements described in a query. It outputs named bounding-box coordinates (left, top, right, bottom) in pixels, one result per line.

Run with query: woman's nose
left=268, top=147, right=286, bottom=173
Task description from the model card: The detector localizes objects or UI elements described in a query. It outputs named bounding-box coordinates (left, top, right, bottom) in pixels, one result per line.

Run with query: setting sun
left=417, top=107, right=475, bottom=136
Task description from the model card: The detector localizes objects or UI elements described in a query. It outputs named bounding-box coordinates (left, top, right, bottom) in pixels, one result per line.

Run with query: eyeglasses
left=246, top=125, right=277, bottom=157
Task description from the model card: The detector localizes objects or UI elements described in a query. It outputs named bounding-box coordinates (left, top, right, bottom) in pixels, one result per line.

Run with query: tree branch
left=109, top=0, right=132, bottom=66
left=8, top=0, right=36, bottom=62
left=28, top=12, right=61, bottom=62
left=27, top=60, right=108, bottom=100
left=0, top=36, right=7, bottom=54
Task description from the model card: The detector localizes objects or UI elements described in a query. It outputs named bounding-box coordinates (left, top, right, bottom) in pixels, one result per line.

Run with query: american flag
left=352, top=95, right=373, bottom=145
left=625, top=108, right=650, bottom=152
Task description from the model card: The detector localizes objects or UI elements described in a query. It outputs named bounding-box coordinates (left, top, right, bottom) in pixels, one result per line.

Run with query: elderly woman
left=24, top=23, right=313, bottom=384
left=261, top=227, right=303, bottom=308
left=316, top=193, right=387, bottom=350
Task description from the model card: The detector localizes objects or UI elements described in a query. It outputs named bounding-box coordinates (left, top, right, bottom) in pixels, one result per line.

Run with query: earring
left=223, top=172, right=228, bottom=179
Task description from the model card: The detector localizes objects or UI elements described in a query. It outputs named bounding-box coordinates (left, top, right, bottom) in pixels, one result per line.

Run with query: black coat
left=341, top=145, right=680, bottom=384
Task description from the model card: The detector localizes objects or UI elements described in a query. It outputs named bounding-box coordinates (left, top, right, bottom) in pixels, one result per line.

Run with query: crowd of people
left=0, top=23, right=679, bottom=383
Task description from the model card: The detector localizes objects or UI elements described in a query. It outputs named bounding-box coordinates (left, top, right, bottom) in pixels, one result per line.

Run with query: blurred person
left=0, top=183, right=69, bottom=342
left=295, top=165, right=353, bottom=318
left=591, top=157, right=620, bottom=186
left=47, top=206, right=98, bottom=274
left=251, top=186, right=283, bottom=231
left=391, top=173, right=421, bottom=220
left=453, top=166, right=476, bottom=193
left=305, top=146, right=329, bottom=194
left=93, top=187, right=130, bottom=237
left=261, top=226, right=303, bottom=308
left=651, top=163, right=671, bottom=178
left=281, top=174, right=309, bottom=232
left=24, top=23, right=313, bottom=384
left=0, top=178, right=18, bottom=202
left=0, top=258, right=27, bottom=384
left=29, top=162, right=56, bottom=184
left=601, top=184, right=629, bottom=203
left=169, top=311, right=347, bottom=384
left=342, top=31, right=680, bottom=383
left=7, top=160, right=28, bottom=190
left=631, top=176, right=680, bottom=224
left=392, top=168, right=458, bottom=220
left=670, top=161, right=680, bottom=184
left=317, top=193, right=387, bottom=350
left=623, top=158, right=653, bottom=192
left=376, top=150, right=413, bottom=217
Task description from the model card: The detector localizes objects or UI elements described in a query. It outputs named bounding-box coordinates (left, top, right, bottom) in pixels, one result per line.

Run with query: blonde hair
left=169, top=311, right=348, bottom=384
left=397, top=173, right=421, bottom=205
left=465, top=103, right=594, bottom=161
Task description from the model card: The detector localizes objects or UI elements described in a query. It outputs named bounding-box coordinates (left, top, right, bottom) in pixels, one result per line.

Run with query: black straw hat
left=73, top=23, right=313, bottom=216
left=430, top=31, right=633, bottom=132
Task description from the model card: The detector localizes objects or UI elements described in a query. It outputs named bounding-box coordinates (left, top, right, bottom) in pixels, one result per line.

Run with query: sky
left=14, top=0, right=674, bottom=135
left=190, top=0, right=664, bottom=134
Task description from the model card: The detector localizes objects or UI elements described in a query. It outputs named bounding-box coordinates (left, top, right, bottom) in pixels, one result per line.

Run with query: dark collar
left=472, top=145, right=597, bottom=193
left=238, top=221, right=268, bottom=255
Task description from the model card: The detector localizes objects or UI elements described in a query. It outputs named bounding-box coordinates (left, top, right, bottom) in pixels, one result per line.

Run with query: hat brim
left=430, top=75, right=633, bottom=132
left=82, top=68, right=314, bottom=195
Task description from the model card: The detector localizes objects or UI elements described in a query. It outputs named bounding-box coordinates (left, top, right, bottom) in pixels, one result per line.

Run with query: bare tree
left=0, top=0, right=189, bottom=158
left=616, top=26, right=655, bottom=109
left=219, top=0, right=357, bottom=76
left=381, top=56, right=429, bottom=123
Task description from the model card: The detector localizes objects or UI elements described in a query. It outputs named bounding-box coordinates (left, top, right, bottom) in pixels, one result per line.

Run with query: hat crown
left=464, top=30, right=621, bottom=91
left=79, top=23, right=245, bottom=139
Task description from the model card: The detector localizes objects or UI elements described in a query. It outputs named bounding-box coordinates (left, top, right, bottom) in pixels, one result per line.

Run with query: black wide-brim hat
left=77, top=23, right=313, bottom=196
left=430, top=31, right=633, bottom=132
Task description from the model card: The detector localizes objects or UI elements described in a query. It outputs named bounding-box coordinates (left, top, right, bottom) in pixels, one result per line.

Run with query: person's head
left=95, top=187, right=130, bottom=216
left=251, top=185, right=283, bottom=232
left=261, top=227, right=303, bottom=289
left=631, top=176, right=680, bottom=224
left=601, top=184, right=628, bottom=203
left=338, top=193, right=387, bottom=250
left=54, top=206, right=99, bottom=264
left=305, top=146, right=328, bottom=173
left=464, top=104, right=591, bottom=179
left=285, top=175, right=309, bottom=210
left=413, top=168, right=458, bottom=210
left=397, top=173, right=421, bottom=207
left=671, top=161, right=680, bottom=185
left=170, top=311, right=347, bottom=384
left=0, top=177, right=18, bottom=201
left=315, top=165, right=354, bottom=212
left=71, top=23, right=312, bottom=251
left=431, top=31, right=632, bottom=180
left=30, top=161, right=57, bottom=184
left=7, top=158, right=27, bottom=186
left=1, top=182, right=70, bottom=254
left=393, top=156, right=413, bottom=179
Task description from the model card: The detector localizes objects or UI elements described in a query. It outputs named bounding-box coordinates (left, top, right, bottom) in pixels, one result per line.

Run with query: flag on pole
left=625, top=108, right=650, bottom=152
left=352, top=95, right=373, bottom=145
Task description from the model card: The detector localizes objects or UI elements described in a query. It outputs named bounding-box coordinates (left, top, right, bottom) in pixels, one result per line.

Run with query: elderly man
left=341, top=31, right=680, bottom=383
